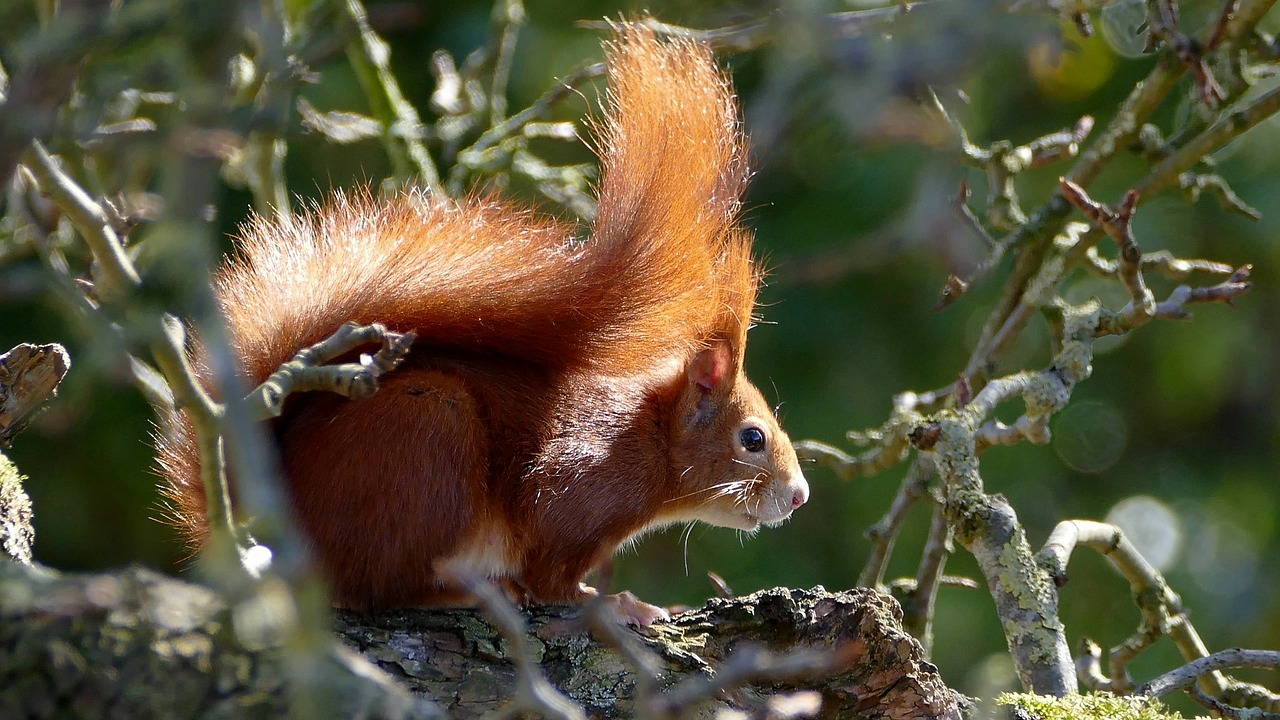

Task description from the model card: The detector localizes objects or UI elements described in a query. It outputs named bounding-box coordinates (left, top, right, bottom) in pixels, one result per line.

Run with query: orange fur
left=158, top=25, right=807, bottom=610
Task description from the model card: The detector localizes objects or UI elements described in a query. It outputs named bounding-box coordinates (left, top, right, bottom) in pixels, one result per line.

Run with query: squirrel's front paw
left=606, top=590, right=671, bottom=627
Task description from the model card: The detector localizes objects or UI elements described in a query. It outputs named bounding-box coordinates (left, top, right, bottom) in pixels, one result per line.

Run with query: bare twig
left=959, top=218, right=1089, bottom=382
left=902, top=501, right=952, bottom=654
left=23, top=142, right=141, bottom=303
left=974, top=413, right=1051, bottom=451
left=1136, top=82, right=1280, bottom=199
left=237, top=0, right=296, bottom=215
left=933, top=90, right=1094, bottom=235
left=1146, top=265, right=1252, bottom=323
left=859, top=456, right=934, bottom=588
left=1037, top=520, right=1226, bottom=695
left=1080, top=247, right=1235, bottom=281
left=794, top=431, right=914, bottom=480
left=1145, top=0, right=1226, bottom=107
left=1075, top=638, right=1112, bottom=691
left=1060, top=181, right=1155, bottom=323
left=450, top=570, right=587, bottom=720
left=488, top=0, right=525, bottom=125
left=1079, top=263, right=1253, bottom=336
left=954, top=178, right=995, bottom=246
left=448, top=61, right=605, bottom=193
left=21, top=139, right=251, bottom=577
left=1178, top=171, right=1262, bottom=219
left=334, top=0, right=442, bottom=190
left=244, top=322, right=416, bottom=422
left=1138, top=648, right=1280, bottom=718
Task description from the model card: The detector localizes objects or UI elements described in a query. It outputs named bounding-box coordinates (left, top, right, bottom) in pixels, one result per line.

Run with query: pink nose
left=791, top=483, right=809, bottom=508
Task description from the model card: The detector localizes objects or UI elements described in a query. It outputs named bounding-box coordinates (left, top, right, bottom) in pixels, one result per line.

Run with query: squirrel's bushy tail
left=215, top=23, right=755, bottom=385
left=590, top=23, right=756, bottom=369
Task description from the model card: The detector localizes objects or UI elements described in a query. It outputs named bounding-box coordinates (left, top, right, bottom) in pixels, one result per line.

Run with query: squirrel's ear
left=685, top=341, right=735, bottom=426
left=689, top=341, right=732, bottom=392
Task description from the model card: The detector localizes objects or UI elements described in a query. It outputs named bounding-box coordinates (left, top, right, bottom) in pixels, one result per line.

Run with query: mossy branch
left=1041, top=521, right=1280, bottom=715
left=1039, top=520, right=1224, bottom=695
left=807, top=17, right=1264, bottom=690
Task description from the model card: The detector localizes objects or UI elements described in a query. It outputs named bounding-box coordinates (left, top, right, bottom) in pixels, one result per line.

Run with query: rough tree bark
left=0, top=557, right=965, bottom=719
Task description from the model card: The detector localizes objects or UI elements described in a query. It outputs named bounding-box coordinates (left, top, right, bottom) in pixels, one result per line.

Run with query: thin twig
left=239, top=0, right=294, bottom=215
left=1060, top=181, right=1155, bottom=323
left=244, top=322, right=416, bottom=422
left=1099, top=265, right=1252, bottom=333
left=335, top=0, right=442, bottom=190
left=902, top=501, right=952, bottom=654
left=859, top=456, right=934, bottom=588
left=1080, top=247, right=1235, bottom=281
left=450, top=570, right=587, bottom=720
left=488, top=0, right=525, bottom=126
left=794, top=430, right=915, bottom=480
left=449, top=61, right=605, bottom=192
left=1145, top=0, right=1226, bottom=107
left=22, top=141, right=238, bottom=559
left=23, top=143, right=140, bottom=302
left=1038, top=520, right=1228, bottom=696
left=1135, top=82, right=1280, bottom=199
left=1075, top=638, right=1113, bottom=691
left=1138, top=648, right=1280, bottom=713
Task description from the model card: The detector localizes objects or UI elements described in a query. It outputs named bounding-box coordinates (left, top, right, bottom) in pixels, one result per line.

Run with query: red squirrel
left=158, top=25, right=809, bottom=620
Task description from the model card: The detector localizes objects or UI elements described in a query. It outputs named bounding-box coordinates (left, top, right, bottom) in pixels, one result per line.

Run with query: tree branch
left=1138, top=648, right=1280, bottom=717
left=337, top=586, right=964, bottom=719
left=1037, top=519, right=1224, bottom=695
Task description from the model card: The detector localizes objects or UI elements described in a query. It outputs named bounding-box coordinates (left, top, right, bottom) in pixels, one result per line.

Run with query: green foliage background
left=2, top=0, right=1277, bottom=706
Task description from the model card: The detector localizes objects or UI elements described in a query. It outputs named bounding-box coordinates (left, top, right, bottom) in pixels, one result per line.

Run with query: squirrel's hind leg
left=279, top=369, right=491, bottom=609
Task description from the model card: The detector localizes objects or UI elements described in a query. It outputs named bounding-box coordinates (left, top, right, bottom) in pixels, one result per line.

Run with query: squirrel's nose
left=790, top=475, right=809, bottom=508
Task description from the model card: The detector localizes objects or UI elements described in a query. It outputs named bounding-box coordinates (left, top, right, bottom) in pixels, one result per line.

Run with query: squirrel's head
left=666, top=341, right=809, bottom=532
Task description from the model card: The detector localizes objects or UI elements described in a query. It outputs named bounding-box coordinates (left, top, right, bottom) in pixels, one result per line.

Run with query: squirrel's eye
left=739, top=426, right=766, bottom=453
